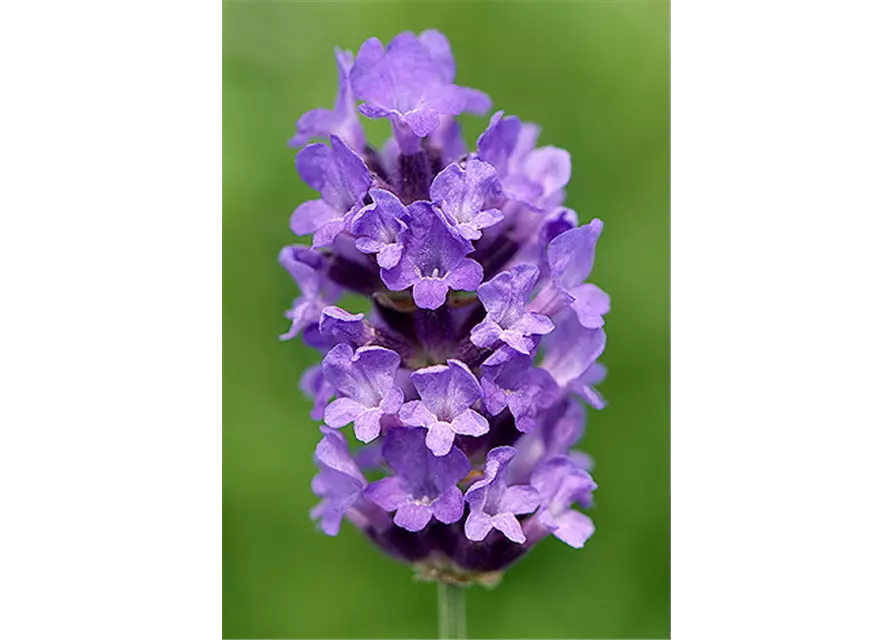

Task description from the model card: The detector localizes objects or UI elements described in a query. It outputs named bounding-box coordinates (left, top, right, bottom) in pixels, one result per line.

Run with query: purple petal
left=394, top=503, right=435, bottom=531
left=379, top=387, right=404, bottom=415
left=477, top=264, right=540, bottom=327
left=540, top=310, right=607, bottom=387
left=512, top=312, right=554, bottom=336
left=552, top=510, right=595, bottom=548
left=410, top=360, right=482, bottom=421
left=547, top=219, right=604, bottom=291
left=318, top=306, right=373, bottom=347
left=433, top=486, right=465, bottom=524
left=499, top=485, right=540, bottom=515
left=296, top=137, right=371, bottom=215
left=569, top=283, right=611, bottom=329
left=314, top=427, right=364, bottom=483
left=290, top=200, right=341, bottom=238
left=354, top=407, right=384, bottom=442
left=278, top=245, right=324, bottom=298
left=531, top=456, right=597, bottom=515
left=522, top=146, right=571, bottom=201
left=322, top=343, right=402, bottom=409
left=460, top=87, right=492, bottom=115
left=418, top=29, right=455, bottom=82
left=476, top=111, right=521, bottom=176
left=375, top=243, right=403, bottom=269
left=323, top=397, right=364, bottom=428
left=445, top=258, right=483, bottom=292
left=365, top=476, right=409, bottom=512
left=470, top=318, right=503, bottom=349
left=430, top=158, right=502, bottom=237
left=464, top=511, right=493, bottom=542
left=382, top=427, right=470, bottom=496
left=299, top=365, right=334, bottom=421
left=289, top=48, right=364, bottom=151
left=425, top=421, right=456, bottom=457
left=490, top=513, right=526, bottom=543
left=412, top=278, right=451, bottom=310
left=401, top=108, right=442, bottom=138
left=398, top=400, right=437, bottom=428
left=450, top=409, right=489, bottom=437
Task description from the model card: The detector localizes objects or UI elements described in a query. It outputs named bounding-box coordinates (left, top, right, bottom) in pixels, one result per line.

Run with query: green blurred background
left=223, top=1, right=668, bottom=638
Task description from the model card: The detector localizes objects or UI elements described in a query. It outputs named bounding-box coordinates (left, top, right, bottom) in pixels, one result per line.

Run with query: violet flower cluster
left=282, top=31, right=609, bottom=585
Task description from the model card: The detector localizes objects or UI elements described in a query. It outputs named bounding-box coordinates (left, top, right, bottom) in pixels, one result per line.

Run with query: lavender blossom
left=278, top=245, right=340, bottom=341
left=350, top=188, right=409, bottom=269
left=380, top=200, right=483, bottom=310
left=281, top=31, right=608, bottom=586
left=311, top=427, right=367, bottom=536
left=292, top=135, right=371, bottom=248
left=322, top=343, right=404, bottom=443
left=470, top=264, right=554, bottom=361
left=464, top=447, right=539, bottom=543
left=529, top=456, right=597, bottom=548
left=399, top=360, right=489, bottom=456
left=430, top=157, right=504, bottom=241
left=351, top=30, right=489, bottom=153
left=289, top=48, right=364, bottom=151
left=365, top=428, right=471, bottom=531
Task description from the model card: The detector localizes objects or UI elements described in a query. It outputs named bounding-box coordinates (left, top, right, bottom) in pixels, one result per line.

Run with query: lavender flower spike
left=282, top=31, right=609, bottom=587
left=471, top=264, right=554, bottom=357
left=311, top=427, right=368, bottom=536
left=399, top=360, right=489, bottom=456
left=430, top=157, right=504, bottom=241
left=322, top=343, right=404, bottom=443
left=464, top=447, right=540, bottom=543
left=365, top=428, right=471, bottom=531
left=292, top=135, right=371, bottom=248
left=289, top=48, right=364, bottom=152
left=380, top=201, right=483, bottom=310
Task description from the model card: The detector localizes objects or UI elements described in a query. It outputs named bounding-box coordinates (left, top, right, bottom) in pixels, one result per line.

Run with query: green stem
left=437, top=582, right=467, bottom=639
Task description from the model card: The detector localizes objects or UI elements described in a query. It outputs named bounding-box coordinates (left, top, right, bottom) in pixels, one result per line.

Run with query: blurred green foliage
left=224, top=2, right=669, bottom=638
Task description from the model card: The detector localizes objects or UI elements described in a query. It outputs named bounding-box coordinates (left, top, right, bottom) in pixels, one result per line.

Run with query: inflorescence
left=281, top=31, right=609, bottom=585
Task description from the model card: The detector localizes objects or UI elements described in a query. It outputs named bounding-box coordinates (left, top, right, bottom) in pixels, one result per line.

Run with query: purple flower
left=292, top=135, right=372, bottom=248
left=510, top=400, right=591, bottom=483
left=350, top=31, right=489, bottom=153
left=480, top=354, right=559, bottom=433
left=299, top=364, right=334, bottom=421
left=399, top=360, right=489, bottom=456
left=464, top=447, right=539, bottom=543
left=365, top=428, right=471, bottom=531
left=289, top=48, right=364, bottom=152
left=322, top=343, right=404, bottom=443
left=311, top=427, right=367, bottom=536
left=283, top=32, right=612, bottom=581
left=470, top=264, right=554, bottom=358
left=417, top=30, right=491, bottom=115
left=476, top=111, right=544, bottom=203
left=380, top=201, right=483, bottom=310
left=539, top=309, right=607, bottom=409
left=318, top=306, right=374, bottom=348
left=531, top=219, right=610, bottom=329
left=530, top=456, right=597, bottom=548
left=350, top=188, right=409, bottom=269
left=279, top=245, right=341, bottom=341
left=430, top=158, right=504, bottom=241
